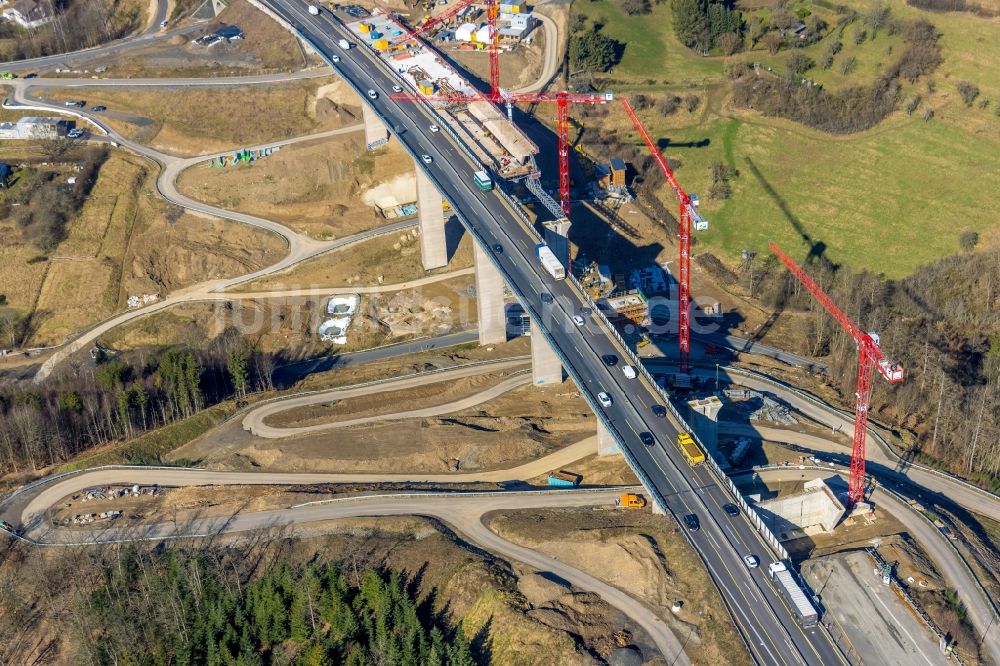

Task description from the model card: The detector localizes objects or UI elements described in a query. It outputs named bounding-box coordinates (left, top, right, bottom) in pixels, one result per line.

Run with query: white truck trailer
left=768, top=561, right=819, bottom=628
left=535, top=243, right=565, bottom=280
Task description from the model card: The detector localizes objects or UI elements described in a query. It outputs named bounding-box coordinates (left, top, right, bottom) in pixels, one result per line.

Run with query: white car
left=331, top=54, right=341, bottom=63
left=421, top=154, right=433, bottom=164
left=572, top=315, right=585, bottom=326
left=429, top=124, right=439, bottom=132
left=597, top=392, right=613, bottom=408
left=160, top=19, right=168, bottom=28
left=366, top=89, right=378, bottom=99
left=67, top=129, right=84, bottom=139
left=621, top=364, right=637, bottom=379
left=392, top=84, right=403, bottom=93
left=744, top=555, right=759, bottom=569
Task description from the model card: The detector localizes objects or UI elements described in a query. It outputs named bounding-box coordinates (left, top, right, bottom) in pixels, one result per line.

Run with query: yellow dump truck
left=616, top=493, right=647, bottom=509
left=676, top=432, right=705, bottom=465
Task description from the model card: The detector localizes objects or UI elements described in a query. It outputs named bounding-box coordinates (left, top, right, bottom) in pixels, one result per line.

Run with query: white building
left=0, top=116, right=69, bottom=139
left=500, top=12, right=535, bottom=39
left=454, top=22, right=476, bottom=42
left=1, top=0, right=55, bottom=29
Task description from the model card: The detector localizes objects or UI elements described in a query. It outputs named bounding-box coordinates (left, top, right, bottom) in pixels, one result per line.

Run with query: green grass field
left=582, top=0, right=1000, bottom=276
left=573, top=0, right=724, bottom=85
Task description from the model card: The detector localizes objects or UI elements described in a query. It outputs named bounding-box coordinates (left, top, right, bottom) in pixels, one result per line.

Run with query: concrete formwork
left=688, top=396, right=724, bottom=468
left=474, top=243, right=506, bottom=345
left=530, top=323, right=563, bottom=385
left=362, top=104, right=389, bottom=150
left=415, top=166, right=447, bottom=270
left=755, top=477, right=847, bottom=539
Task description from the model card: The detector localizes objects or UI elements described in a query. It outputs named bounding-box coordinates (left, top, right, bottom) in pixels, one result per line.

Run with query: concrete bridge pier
left=530, top=325, right=564, bottom=385
left=362, top=104, right=389, bottom=150
left=474, top=243, right=506, bottom=345
left=597, top=419, right=620, bottom=456
left=415, top=166, right=448, bottom=270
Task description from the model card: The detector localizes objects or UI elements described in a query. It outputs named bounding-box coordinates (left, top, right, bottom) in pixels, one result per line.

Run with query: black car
left=602, top=354, right=618, bottom=366
left=639, top=432, right=655, bottom=446
left=723, top=503, right=740, bottom=517
left=580, top=306, right=592, bottom=316
left=683, top=514, right=700, bottom=531
left=650, top=404, right=666, bottom=418
left=492, top=244, right=503, bottom=253
left=24, top=73, right=37, bottom=79
left=541, top=292, right=553, bottom=304
left=92, top=105, right=106, bottom=112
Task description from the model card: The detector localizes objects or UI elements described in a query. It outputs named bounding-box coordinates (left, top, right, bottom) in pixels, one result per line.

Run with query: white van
left=621, top=365, right=637, bottom=379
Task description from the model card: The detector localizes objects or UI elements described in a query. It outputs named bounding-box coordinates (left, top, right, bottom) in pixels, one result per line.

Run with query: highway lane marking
left=312, top=25, right=825, bottom=662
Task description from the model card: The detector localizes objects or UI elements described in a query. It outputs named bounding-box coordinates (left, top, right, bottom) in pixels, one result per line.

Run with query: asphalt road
left=14, top=486, right=688, bottom=662
left=243, top=358, right=531, bottom=437
left=259, top=4, right=845, bottom=663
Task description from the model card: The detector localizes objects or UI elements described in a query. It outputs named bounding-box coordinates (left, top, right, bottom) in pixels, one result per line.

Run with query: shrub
left=904, top=95, right=921, bottom=114
left=657, top=94, right=682, bottom=114
left=619, top=0, right=651, bottom=15
left=956, top=80, right=980, bottom=106
left=959, top=231, right=979, bottom=252
left=852, top=27, right=867, bottom=44
left=839, top=55, right=857, bottom=74
left=685, top=94, right=701, bottom=112
left=787, top=52, right=815, bottom=76
left=820, top=54, right=834, bottom=69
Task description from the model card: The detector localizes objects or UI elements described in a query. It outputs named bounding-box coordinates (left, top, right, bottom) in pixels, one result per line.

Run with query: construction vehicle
left=536, top=243, right=565, bottom=280
left=473, top=169, right=493, bottom=191
left=675, top=432, right=705, bottom=465
left=768, top=561, right=819, bottom=628
left=547, top=470, right=581, bottom=487
left=616, top=493, right=646, bottom=509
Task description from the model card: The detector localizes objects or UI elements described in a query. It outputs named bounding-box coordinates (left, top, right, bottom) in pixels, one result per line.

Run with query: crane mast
left=620, top=96, right=703, bottom=374
left=769, top=242, right=904, bottom=505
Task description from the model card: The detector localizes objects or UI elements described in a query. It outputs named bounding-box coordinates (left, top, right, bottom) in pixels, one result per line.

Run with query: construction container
left=358, top=21, right=372, bottom=33
left=417, top=79, right=435, bottom=95
left=547, top=470, right=581, bottom=487
left=374, top=38, right=390, bottom=51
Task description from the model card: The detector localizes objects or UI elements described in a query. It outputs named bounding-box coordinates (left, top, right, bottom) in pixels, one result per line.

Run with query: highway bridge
left=256, top=2, right=847, bottom=663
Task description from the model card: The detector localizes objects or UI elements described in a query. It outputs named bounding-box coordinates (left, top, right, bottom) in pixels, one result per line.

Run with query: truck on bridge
left=473, top=169, right=493, bottom=191
left=675, top=432, right=705, bottom=465
left=768, top=561, right=820, bottom=628
left=536, top=243, right=565, bottom=280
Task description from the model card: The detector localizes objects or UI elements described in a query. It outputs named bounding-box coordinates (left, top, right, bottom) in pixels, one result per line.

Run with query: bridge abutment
left=474, top=243, right=507, bottom=345
left=415, top=165, right=448, bottom=270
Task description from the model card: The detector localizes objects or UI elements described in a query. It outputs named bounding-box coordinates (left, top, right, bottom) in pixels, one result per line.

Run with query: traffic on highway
left=263, top=2, right=846, bottom=663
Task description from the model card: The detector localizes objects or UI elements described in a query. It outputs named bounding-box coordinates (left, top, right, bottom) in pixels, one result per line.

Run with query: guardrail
left=747, top=463, right=1000, bottom=630
left=866, top=546, right=968, bottom=666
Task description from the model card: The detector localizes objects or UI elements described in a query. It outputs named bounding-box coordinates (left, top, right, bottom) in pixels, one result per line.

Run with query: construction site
left=1, top=0, right=998, bottom=664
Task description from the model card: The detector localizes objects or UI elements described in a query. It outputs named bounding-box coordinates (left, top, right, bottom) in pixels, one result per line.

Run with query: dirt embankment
left=207, top=380, right=595, bottom=474
left=486, top=508, right=753, bottom=666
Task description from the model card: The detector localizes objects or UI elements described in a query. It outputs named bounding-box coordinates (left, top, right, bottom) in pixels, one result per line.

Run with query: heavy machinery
left=769, top=242, right=904, bottom=505
left=675, top=432, right=705, bottom=465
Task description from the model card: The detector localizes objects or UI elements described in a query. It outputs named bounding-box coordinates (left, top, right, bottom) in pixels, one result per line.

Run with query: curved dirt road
left=243, top=359, right=531, bottom=438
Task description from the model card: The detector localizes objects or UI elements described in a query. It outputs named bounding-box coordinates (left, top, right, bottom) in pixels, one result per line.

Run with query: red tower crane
left=393, top=89, right=613, bottom=215
left=769, top=242, right=904, bottom=505
left=620, top=96, right=703, bottom=374
left=392, top=0, right=501, bottom=101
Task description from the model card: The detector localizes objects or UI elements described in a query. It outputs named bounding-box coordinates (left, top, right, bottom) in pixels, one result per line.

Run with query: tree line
left=753, top=246, right=1000, bottom=491
left=74, top=548, right=477, bottom=666
left=0, top=0, right=144, bottom=62
left=729, top=19, right=941, bottom=134
left=0, top=331, right=275, bottom=474
left=0, top=147, right=108, bottom=252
